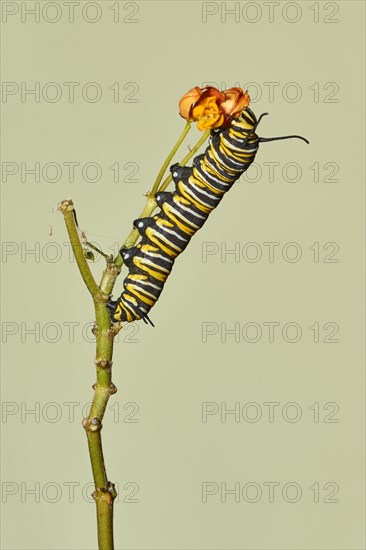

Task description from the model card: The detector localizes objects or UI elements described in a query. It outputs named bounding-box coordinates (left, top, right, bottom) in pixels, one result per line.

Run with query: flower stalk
left=158, top=128, right=210, bottom=193
left=150, top=120, right=191, bottom=195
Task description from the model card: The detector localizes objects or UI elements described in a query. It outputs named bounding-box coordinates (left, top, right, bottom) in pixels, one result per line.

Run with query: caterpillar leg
left=106, top=299, right=118, bottom=316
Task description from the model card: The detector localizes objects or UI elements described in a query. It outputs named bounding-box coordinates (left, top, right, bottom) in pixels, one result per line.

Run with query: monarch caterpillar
left=107, top=107, right=308, bottom=326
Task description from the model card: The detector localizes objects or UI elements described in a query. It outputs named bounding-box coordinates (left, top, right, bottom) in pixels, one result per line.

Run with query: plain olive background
left=1, top=1, right=365, bottom=549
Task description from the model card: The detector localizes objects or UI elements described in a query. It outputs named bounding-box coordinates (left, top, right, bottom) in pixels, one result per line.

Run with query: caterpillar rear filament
left=107, top=107, right=308, bottom=326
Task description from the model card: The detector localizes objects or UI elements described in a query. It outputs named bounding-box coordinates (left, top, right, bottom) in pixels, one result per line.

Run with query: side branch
left=58, top=199, right=100, bottom=297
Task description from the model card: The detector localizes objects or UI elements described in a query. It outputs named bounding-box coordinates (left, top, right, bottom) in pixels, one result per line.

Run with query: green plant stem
left=59, top=199, right=118, bottom=550
left=150, top=120, right=191, bottom=196
left=158, top=128, right=210, bottom=192
left=59, top=200, right=100, bottom=297
left=84, top=300, right=117, bottom=550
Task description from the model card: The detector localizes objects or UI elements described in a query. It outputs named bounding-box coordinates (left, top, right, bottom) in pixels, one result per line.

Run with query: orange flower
left=178, top=85, right=250, bottom=130
left=179, top=86, right=225, bottom=129
left=221, top=87, right=251, bottom=119
left=192, top=96, right=225, bottom=131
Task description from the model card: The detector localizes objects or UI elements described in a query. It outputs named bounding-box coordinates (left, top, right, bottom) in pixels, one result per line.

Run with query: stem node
left=83, top=417, right=102, bottom=432
left=111, top=322, right=123, bottom=336
left=109, top=384, right=118, bottom=395
left=93, top=483, right=117, bottom=506
left=95, top=359, right=113, bottom=369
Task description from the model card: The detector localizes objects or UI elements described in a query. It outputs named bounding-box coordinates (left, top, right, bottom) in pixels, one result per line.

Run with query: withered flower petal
left=179, top=86, right=203, bottom=120
left=221, top=87, right=251, bottom=118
